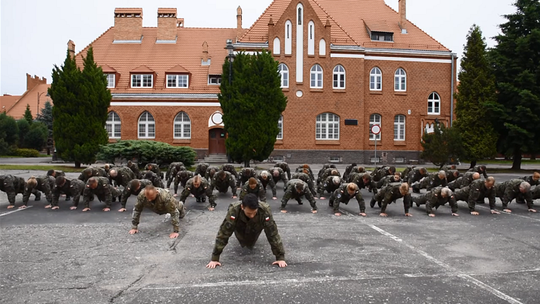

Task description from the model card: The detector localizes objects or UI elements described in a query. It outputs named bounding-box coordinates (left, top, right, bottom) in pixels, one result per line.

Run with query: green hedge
left=11, top=148, right=41, bottom=157
left=96, top=140, right=196, bottom=167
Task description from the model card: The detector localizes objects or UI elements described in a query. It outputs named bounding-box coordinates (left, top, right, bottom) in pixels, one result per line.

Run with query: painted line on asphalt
left=368, top=224, right=524, bottom=304
left=475, top=205, right=540, bottom=223
left=0, top=206, right=33, bottom=217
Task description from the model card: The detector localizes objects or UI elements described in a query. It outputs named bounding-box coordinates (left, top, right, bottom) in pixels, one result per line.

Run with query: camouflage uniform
left=416, top=173, right=447, bottom=191
left=144, top=163, right=163, bottom=179
left=453, top=186, right=470, bottom=203
left=533, top=186, right=540, bottom=200
left=448, top=172, right=476, bottom=191
left=194, top=162, right=210, bottom=177
left=143, top=171, right=165, bottom=188
left=47, top=170, right=65, bottom=178
left=174, top=170, right=194, bottom=194
left=221, top=164, right=239, bottom=180
left=495, top=179, right=534, bottom=209
left=468, top=165, right=488, bottom=179
left=1, top=175, right=28, bottom=207
left=342, top=163, right=358, bottom=182
left=412, top=186, right=457, bottom=215
left=120, top=179, right=154, bottom=209
left=275, top=162, right=291, bottom=180
left=23, top=176, right=54, bottom=206
left=78, top=167, right=107, bottom=183
left=110, top=166, right=136, bottom=187
left=240, top=179, right=267, bottom=202
left=211, top=202, right=285, bottom=262
left=257, top=174, right=277, bottom=197
left=370, top=183, right=410, bottom=214
left=52, top=177, right=85, bottom=208
left=270, top=167, right=288, bottom=187
left=376, top=175, right=402, bottom=189
left=467, top=179, right=496, bottom=212
left=349, top=166, right=366, bottom=176
left=371, top=166, right=395, bottom=182
left=407, top=167, right=428, bottom=188
left=167, top=163, right=186, bottom=188
left=82, top=177, right=121, bottom=209
left=179, top=177, right=216, bottom=207
left=329, top=184, right=366, bottom=214
left=521, top=175, right=540, bottom=187
left=317, top=164, right=337, bottom=182
left=318, top=176, right=343, bottom=198
left=127, top=161, right=142, bottom=179
left=132, top=188, right=186, bottom=233
left=291, top=172, right=317, bottom=196
left=237, top=168, right=257, bottom=188
left=350, top=173, right=374, bottom=191
left=295, top=165, right=315, bottom=181
left=211, top=171, right=237, bottom=196
left=317, top=168, right=340, bottom=189
left=400, top=166, right=416, bottom=180
left=281, top=179, right=317, bottom=211
left=445, top=170, right=461, bottom=183
left=205, top=166, right=220, bottom=181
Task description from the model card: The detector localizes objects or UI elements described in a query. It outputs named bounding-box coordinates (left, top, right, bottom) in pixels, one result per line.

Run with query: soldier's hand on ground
left=379, top=213, right=388, bottom=217
left=490, top=209, right=500, bottom=215
left=70, top=206, right=77, bottom=210
left=82, top=208, right=91, bottom=212
left=320, top=197, right=325, bottom=200
left=281, top=210, right=287, bottom=213
left=45, top=204, right=52, bottom=209
left=173, top=194, right=178, bottom=197
left=529, top=209, right=537, bottom=213
left=451, top=213, right=459, bottom=217
left=232, top=196, right=237, bottom=199
left=359, top=212, right=367, bottom=217
left=208, top=207, right=215, bottom=211
left=311, top=210, right=317, bottom=214
left=52, top=206, right=59, bottom=210
left=503, top=208, right=512, bottom=213
left=428, top=213, right=435, bottom=217
left=169, top=232, right=179, bottom=239
left=206, top=261, right=221, bottom=268
left=470, top=211, right=479, bottom=216
left=129, top=229, right=138, bottom=235
left=272, top=197, right=277, bottom=200
left=334, top=212, right=341, bottom=216
left=272, top=260, right=288, bottom=268
left=7, top=205, right=14, bottom=209
left=18, top=205, right=27, bottom=209
left=118, top=208, right=127, bottom=212
left=102, top=207, right=111, bottom=212
left=405, top=213, right=413, bottom=217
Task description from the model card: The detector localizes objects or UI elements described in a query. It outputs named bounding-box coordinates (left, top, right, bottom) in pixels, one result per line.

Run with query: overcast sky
left=0, top=0, right=516, bottom=95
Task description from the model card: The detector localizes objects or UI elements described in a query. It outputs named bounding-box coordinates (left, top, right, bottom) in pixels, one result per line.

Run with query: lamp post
left=226, top=39, right=235, bottom=85
left=37, top=92, right=48, bottom=114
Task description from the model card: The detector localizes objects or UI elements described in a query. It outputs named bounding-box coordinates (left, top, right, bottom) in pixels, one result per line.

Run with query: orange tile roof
left=0, top=95, right=20, bottom=113
left=4, top=83, right=51, bottom=119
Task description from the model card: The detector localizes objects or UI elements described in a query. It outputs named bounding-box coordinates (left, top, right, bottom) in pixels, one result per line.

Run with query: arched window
left=394, top=115, right=405, bottom=140
left=370, top=67, right=382, bottom=91
left=310, top=64, right=323, bottom=88
left=278, top=63, right=289, bottom=88
left=308, top=21, right=315, bottom=55
left=138, top=111, right=155, bottom=139
left=273, top=37, right=281, bottom=55
left=277, top=115, right=283, bottom=140
left=285, top=20, right=292, bottom=55
left=369, top=114, right=382, bottom=140
left=174, top=112, right=191, bottom=139
left=333, top=65, right=346, bottom=89
left=428, top=92, right=441, bottom=114
left=106, top=111, right=121, bottom=139
left=316, top=113, right=339, bottom=140
left=394, top=68, right=406, bottom=91
left=319, top=39, right=326, bottom=56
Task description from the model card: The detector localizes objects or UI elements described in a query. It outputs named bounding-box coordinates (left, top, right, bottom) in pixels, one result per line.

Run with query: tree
left=23, top=104, right=33, bottom=125
left=218, top=51, right=287, bottom=167
left=23, top=122, right=48, bottom=151
left=0, top=113, right=19, bottom=147
left=421, top=122, right=462, bottom=169
left=488, top=0, right=540, bottom=170
left=17, top=119, right=30, bottom=147
left=454, top=25, right=498, bottom=168
left=36, top=101, right=54, bottom=154
left=49, top=47, right=111, bottom=167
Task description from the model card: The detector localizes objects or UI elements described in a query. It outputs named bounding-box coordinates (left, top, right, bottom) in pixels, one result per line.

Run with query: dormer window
left=105, top=74, right=115, bottom=88
left=208, top=75, right=222, bottom=85
left=167, top=74, right=189, bottom=88
left=371, top=31, right=393, bottom=42
left=131, top=74, right=153, bottom=88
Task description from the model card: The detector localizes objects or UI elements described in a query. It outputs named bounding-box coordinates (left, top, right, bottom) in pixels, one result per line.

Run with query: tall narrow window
left=333, top=65, right=346, bottom=89
left=394, top=115, right=405, bottom=140
left=316, top=113, right=340, bottom=140
left=173, top=112, right=191, bottom=139
left=369, top=114, right=382, bottom=140
left=370, top=67, right=382, bottom=91
left=277, top=116, right=283, bottom=140
left=394, top=68, right=406, bottom=91
left=138, top=111, right=155, bottom=139
left=319, top=39, right=326, bottom=56
left=310, top=64, right=323, bottom=88
left=308, top=21, right=315, bottom=55
left=298, top=8, right=302, bottom=25
left=428, top=92, right=441, bottom=114
left=278, top=63, right=289, bottom=88
left=273, top=37, right=281, bottom=55
left=106, top=111, right=121, bottom=138
left=285, top=20, right=292, bottom=55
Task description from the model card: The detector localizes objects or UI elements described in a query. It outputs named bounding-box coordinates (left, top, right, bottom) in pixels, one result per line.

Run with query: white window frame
left=138, top=111, right=155, bottom=139
left=173, top=112, right=191, bottom=139
left=369, top=114, right=382, bottom=140
left=428, top=92, right=441, bottom=115
left=333, top=65, right=346, bottom=89
left=105, top=74, right=115, bottom=88
left=308, top=21, right=315, bottom=55
left=208, top=75, right=222, bottom=85
left=285, top=20, right=292, bottom=55
left=316, top=113, right=339, bottom=140
left=167, top=74, right=189, bottom=88
left=131, top=74, right=153, bottom=88
left=319, top=39, right=326, bottom=56
left=310, top=64, right=323, bottom=89
left=106, top=111, right=121, bottom=139
left=370, top=67, right=382, bottom=91
left=394, top=68, right=406, bottom=91
left=278, top=63, right=289, bottom=88
left=273, top=37, right=281, bottom=55
left=394, top=115, right=405, bottom=141
left=277, top=115, right=283, bottom=140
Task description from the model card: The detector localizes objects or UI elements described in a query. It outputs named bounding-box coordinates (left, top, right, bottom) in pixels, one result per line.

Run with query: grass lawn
left=0, top=165, right=82, bottom=173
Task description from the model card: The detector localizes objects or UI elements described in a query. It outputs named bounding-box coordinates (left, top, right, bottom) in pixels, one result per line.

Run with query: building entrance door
left=209, top=128, right=226, bottom=154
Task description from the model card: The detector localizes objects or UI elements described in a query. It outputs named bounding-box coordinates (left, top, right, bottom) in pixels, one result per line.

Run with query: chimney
left=236, top=6, right=243, bottom=41
left=114, top=8, right=143, bottom=41
left=399, top=0, right=407, bottom=34
left=202, top=41, right=209, bottom=62
left=157, top=8, right=177, bottom=41
left=67, top=40, right=76, bottom=58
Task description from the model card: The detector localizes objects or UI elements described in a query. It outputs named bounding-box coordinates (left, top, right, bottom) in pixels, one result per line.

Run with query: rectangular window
left=208, top=75, right=222, bottom=85
left=167, top=74, right=189, bottom=88
left=132, top=74, right=153, bottom=88
left=277, top=118, right=283, bottom=140
left=371, top=31, right=393, bottom=42
left=138, top=124, right=146, bottom=137
left=105, top=74, right=115, bottom=88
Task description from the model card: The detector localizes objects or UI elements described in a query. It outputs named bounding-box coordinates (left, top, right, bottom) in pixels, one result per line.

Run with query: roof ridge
left=310, top=0, right=360, bottom=46
left=6, top=83, right=47, bottom=114
left=383, top=3, right=449, bottom=51
left=240, top=0, right=292, bottom=41
left=76, top=27, right=113, bottom=59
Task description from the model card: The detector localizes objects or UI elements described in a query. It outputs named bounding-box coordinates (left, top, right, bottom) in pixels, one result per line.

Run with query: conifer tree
left=23, top=104, right=33, bottom=125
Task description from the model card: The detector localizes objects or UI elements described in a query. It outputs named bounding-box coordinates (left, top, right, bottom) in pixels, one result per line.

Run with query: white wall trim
left=111, top=102, right=221, bottom=107
left=330, top=53, right=451, bottom=63
left=331, top=53, right=365, bottom=59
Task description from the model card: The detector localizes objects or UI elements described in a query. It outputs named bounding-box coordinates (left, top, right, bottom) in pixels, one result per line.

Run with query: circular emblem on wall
left=211, top=112, right=223, bottom=125
left=296, top=90, right=303, bottom=98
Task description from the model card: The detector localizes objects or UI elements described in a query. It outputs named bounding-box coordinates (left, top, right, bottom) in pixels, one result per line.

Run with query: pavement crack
left=109, top=274, right=145, bottom=303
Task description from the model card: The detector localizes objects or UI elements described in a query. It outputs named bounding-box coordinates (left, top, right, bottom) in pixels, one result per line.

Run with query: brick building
left=73, top=0, right=456, bottom=164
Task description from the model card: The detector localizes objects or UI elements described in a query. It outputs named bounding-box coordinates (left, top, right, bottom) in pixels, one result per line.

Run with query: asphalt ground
left=1, top=169, right=539, bottom=304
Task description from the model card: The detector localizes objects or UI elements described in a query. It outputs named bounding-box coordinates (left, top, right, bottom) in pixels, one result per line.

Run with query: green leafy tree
left=49, top=47, right=111, bottom=167
left=421, top=122, right=463, bottom=169
left=36, top=101, right=54, bottom=154
left=488, top=0, right=540, bottom=169
left=17, top=119, right=30, bottom=147
left=218, top=51, right=287, bottom=167
left=455, top=25, right=498, bottom=168
left=23, top=122, right=48, bottom=151
left=0, top=113, right=19, bottom=147
left=23, top=104, right=33, bottom=125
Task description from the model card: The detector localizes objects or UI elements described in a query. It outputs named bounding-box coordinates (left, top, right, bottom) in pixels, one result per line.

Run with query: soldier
left=329, top=183, right=366, bottom=217
left=240, top=177, right=267, bottom=202
left=129, top=185, right=186, bottom=239
left=257, top=171, right=277, bottom=199
left=414, top=170, right=447, bottom=192
left=144, top=163, right=163, bottom=179
left=295, top=164, right=315, bottom=181
left=275, top=162, right=291, bottom=180
left=467, top=177, right=498, bottom=215
left=237, top=167, right=257, bottom=188
left=51, top=176, right=85, bottom=210
left=271, top=167, right=288, bottom=187
left=81, top=177, right=121, bottom=212
left=167, top=163, right=186, bottom=188
left=495, top=180, right=536, bottom=213
left=407, top=167, right=428, bottom=192
left=342, top=163, right=357, bottom=182
left=206, top=193, right=286, bottom=268
left=102, top=164, right=114, bottom=177
left=221, top=164, right=239, bottom=180
left=448, top=172, right=480, bottom=191
left=533, top=185, right=540, bottom=201
left=445, top=169, right=461, bottom=183
left=211, top=170, right=238, bottom=198
left=370, top=183, right=411, bottom=217
left=127, top=160, right=142, bottom=179
left=194, top=162, right=210, bottom=177
left=413, top=186, right=458, bottom=217
left=317, top=164, right=337, bottom=182
left=174, top=170, right=194, bottom=195
left=109, top=167, right=136, bottom=188
left=143, top=170, right=165, bottom=188
left=291, top=170, right=317, bottom=196
left=119, top=179, right=154, bottom=212
left=21, top=176, right=54, bottom=209
left=349, top=165, right=366, bottom=176
left=400, top=165, right=416, bottom=180
left=376, top=172, right=402, bottom=189
left=280, top=179, right=317, bottom=213
left=468, top=165, right=488, bottom=179
left=317, top=168, right=340, bottom=189
left=351, top=172, right=375, bottom=192
left=521, top=171, right=540, bottom=187
left=318, top=176, right=343, bottom=199
left=78, top=166, right=107, bottom=183
left=47, top=169, right=65, bottom=178
left=205, top=166, right=220, bottom=181
left=371, top=166, right=396, bottom=182
left=179, top=175, right=216, bottom=211
left=2, top=175, right=30, bottom=209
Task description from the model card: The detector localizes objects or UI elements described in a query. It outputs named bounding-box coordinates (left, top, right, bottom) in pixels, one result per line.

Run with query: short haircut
left=362, top=173, right=371, bottom=180
left=347, top=183, right=358, bottom=191
left=88, top=177, right=98, bottom=186
left=486, top=176, right=495, bottom=183
left=331, top=169, right=338, bottom=175
left=47, top=169, right=55, bottom=176
left=242, top=193, right=259, bottom=210
left=295, top=182, right=304, bottom=191
left=27, top=176, right=37, bottom=187
left=388, top=166, right=396, bottom=174
left=145, top=184, right=156, bottom=191
left=55, top=176, right=66, bottom=186
left=472, top=172, right=481, bottom=179
left=109, top=169, right=118, bottom=177
left=351, top=163, right=357, bottom=167
left=399, top=183, right=409, bottom=193
left=260, top=171, right=269, bottom=178
left=520, top=181, right=531, bottom=191
left=438, top=170, right=447, bottom=178
left=129, top=179, right=140, bottom=190
left=441, top=187, right=452, bottom=197
left=332, top=176, right=340, bottom=185
left=193, top=175, right=202, bottom=183
left=218, top=170, right=226, bottom=179
left=248, top=177, right=257, bottom=185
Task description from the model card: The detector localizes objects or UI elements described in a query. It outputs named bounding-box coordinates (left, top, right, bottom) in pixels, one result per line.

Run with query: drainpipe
left=450, top=52, right=456, bottom=126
